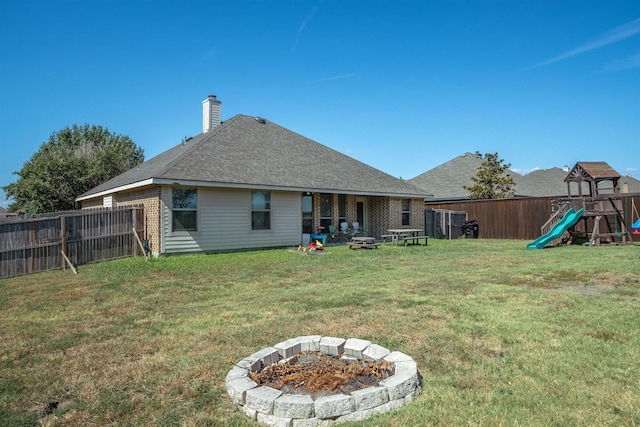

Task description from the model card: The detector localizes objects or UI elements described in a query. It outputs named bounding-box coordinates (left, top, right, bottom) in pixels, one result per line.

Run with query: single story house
left=77, top=95, right=427, bottom=255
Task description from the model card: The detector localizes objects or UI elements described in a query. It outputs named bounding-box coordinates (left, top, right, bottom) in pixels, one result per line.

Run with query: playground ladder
left=541, top=203, right=571, bottom=236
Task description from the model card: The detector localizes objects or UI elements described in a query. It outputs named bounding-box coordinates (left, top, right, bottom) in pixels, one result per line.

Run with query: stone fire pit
left=225, top=336, right=422, bottom=426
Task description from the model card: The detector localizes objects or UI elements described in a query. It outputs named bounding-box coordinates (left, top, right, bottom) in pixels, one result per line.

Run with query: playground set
left=528, top=162, right=637, bottom=249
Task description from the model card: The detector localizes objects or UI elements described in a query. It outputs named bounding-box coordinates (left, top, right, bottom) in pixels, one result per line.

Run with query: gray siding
left=162, top=186, right=302, bottom=253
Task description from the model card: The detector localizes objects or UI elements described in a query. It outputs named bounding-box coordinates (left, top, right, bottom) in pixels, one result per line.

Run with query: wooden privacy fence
left=0, top=206, right=145, bottom=279
left=425, top=194, right=640, bottom=241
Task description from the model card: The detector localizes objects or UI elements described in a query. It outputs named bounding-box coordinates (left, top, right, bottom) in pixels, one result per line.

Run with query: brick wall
left=386, top=198, right=424, bottom=231
left=411, top=199, right=424, bottom=230
left=82, top=186, right=162, bottom=255
left=367, top=196, right=390, bottom=237
left=113, top=186, right=162, bottom=255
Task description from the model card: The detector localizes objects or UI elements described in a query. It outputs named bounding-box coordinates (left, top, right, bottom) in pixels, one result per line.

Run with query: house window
left=302, top=193, right=313, bottom=234
left=172, top=188, right=197, bottom=231
left=338, top=194, right=347, bottom=225
left=252, top=191, right=271, bottom=230
left=319, top=193, right=333, bottom=230
left=402, top=199, right=411, bottom=226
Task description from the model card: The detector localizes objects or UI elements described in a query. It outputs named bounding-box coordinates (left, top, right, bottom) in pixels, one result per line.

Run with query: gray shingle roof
left=407, top=152, right=482, bottom=199
left=407, top=152, right=525, bottom=199
left=408, top=154, right=636, bottom=200
left=516, top=167, right=569, bottom=197
left=79, top=114, right=425, bottom=199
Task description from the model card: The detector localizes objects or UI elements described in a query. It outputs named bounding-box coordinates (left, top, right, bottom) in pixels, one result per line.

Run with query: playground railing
left=541, top=203, right=571, bottom=236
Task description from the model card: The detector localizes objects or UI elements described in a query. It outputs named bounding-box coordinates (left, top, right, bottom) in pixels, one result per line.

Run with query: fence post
left=31, top=220, right=36, bottom=274
left=60, top=215, right=66, bottom=270
left=132, top=207, right=138, bottom=256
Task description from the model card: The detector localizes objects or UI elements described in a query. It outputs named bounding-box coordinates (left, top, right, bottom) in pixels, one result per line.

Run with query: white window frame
left=172, top=188, right=198, bottom=232
left=251, top=191, right=271, bottom=230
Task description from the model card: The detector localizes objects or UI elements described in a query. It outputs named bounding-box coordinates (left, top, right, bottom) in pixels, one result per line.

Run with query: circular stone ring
left=225, top=335, right=422, bottom=426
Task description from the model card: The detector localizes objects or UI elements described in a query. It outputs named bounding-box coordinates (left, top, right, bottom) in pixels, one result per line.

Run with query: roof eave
left=157, top=179, right=425, bottom=198
left=76, top=178, right=156, bottom=202
left=77, top=178, right=426, bottom=203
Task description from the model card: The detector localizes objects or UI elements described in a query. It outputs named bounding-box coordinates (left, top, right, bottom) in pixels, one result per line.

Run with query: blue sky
left=1, top=0, right=639, bottom=209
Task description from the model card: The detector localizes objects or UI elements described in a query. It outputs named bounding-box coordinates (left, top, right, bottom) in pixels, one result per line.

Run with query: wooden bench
left=381, top=234, right=397, bottom=244
left=347, top=237, right=381, bottom=249
left=397, top=235, right=429, bottom=246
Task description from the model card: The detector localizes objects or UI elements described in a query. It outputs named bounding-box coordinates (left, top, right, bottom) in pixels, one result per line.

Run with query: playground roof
left=565, top=162, right=621, bottom=182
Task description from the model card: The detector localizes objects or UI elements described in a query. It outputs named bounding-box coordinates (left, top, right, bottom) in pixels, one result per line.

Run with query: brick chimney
left=202, top=95, right=221, bottom=133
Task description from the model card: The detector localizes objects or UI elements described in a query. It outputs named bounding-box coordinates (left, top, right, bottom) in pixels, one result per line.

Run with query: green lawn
left=1, top=239, right=639, bottom=426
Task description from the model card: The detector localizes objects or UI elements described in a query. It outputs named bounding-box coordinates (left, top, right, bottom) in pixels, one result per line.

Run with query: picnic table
left=347, top=236, right=380, bottom=249
left=384, top=229, right=429, bottom=246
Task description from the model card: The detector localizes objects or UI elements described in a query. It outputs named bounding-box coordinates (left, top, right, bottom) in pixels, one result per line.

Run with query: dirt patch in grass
left=250, top=351, right=394, bottom=397
left=288, top=247, right=330, bottom=255
left=522, top=272, right=638, bottom=295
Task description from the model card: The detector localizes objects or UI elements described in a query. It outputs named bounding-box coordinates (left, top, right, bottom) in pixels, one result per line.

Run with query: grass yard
left=1, top=239, right=639, bottom=426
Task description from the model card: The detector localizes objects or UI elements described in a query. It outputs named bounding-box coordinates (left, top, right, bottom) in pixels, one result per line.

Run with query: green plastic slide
left=527, top=208, right=584, bottom=249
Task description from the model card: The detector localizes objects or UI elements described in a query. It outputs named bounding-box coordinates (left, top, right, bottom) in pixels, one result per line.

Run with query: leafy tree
left=3, top=124, right=144, bottom=213
left=463, top=152, right=516, bottom=199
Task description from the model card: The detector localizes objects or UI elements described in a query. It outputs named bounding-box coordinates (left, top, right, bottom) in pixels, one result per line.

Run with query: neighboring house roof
left=78, top=114, right=426, bottom=201
left=622, top=175, right=640, bottom=193
left=408, top=154, right=629, bottom=200
left=0, top=206, right=20, bottom=220
left=407, top=152, right=524, bottom=200
left=516, top=167, right=569, bottom=197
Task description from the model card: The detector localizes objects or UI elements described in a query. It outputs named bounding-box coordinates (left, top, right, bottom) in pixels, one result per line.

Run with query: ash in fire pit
left=251, top=351, right=395, bottom=396
left=226, top=336, right=421, bottom=426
